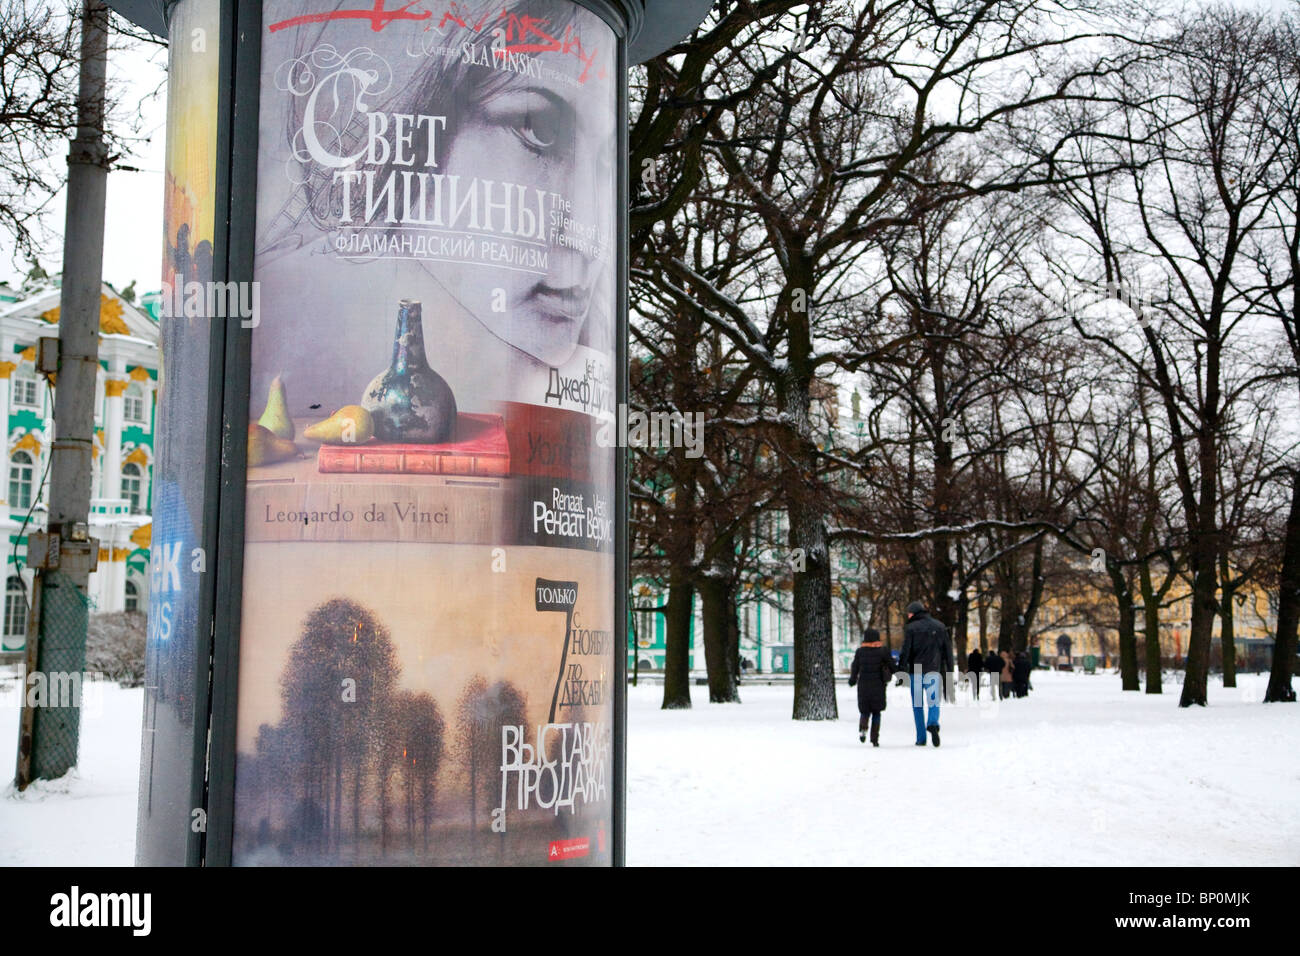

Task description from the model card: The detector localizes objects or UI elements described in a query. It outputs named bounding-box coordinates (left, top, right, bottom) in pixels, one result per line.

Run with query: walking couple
left=848, top=601, right=955, bottom=748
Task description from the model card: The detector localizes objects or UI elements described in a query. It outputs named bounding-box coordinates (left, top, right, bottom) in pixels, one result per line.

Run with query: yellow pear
left=304, top=405, right=374, bottom=444
left=258, top=373, right=294, bottom=440
left=248, top=423, right=299, bottom=466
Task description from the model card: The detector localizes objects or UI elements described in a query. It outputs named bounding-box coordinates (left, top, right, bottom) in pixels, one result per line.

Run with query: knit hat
left=862, top=627, right=881, bottom=643
left=906, top=601, right=926, bottom=618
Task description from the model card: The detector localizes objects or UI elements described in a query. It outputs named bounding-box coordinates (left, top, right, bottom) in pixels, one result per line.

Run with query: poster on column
left=137, top=0, right=221, bottom=865
left=231, top=0, right=617, bottom=865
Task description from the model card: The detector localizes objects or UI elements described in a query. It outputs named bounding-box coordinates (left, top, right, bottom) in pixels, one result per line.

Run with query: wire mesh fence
left=26, top=569, right=95, bottom=781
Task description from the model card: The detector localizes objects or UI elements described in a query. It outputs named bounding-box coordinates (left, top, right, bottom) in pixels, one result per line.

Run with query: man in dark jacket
left=898, top=601, right=955, bottom=747
left=967, top=647, right=984, bottom=699
left=849, top=628, right=895, bottom=746
left=1013, top=650, right=1031, bottom=698
left=984, top=648, right=1003, bottom=695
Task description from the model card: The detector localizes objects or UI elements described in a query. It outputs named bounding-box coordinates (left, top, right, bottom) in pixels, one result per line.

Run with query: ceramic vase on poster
left=362, top=299, right=457, bottom=443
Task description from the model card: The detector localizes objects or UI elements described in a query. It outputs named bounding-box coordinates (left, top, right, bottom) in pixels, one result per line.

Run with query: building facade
left=0, top=280, right=157, bottom=655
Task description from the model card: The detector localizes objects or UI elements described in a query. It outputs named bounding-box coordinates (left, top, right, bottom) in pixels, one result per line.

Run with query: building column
left=90, top=371, right=104, bottom=501
left=103, top=376, right=128, bottom=501
left=0, top=340, right=13, bottom=509
left=40, top=352, right=53, bottom=503
left=110, top=547, right=129, bottom=612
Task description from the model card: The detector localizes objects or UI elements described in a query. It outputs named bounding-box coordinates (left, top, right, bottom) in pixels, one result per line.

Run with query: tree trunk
left=1266, top=469, right=1300, bottom=702
left=1219, top=589, right=1237, bottom=689
left=997, top=587, right=1016, bottom=653
left=1017, top=539, right=1046, bottom=654
left=954, top=591, right=969, bottom=665
left=978, top=593, right=989, bottom=652
left=379, top=766, right=391, bottom=855
left=332, top=753, right=342, bottom=852
left=1109, top=566, right=1140, bottom=691
left=780, top=374, right=837, bottom=720
left=352, top=766, right=362, bottom=849
left=1180, top=370, right=1221, bottom=706
left=661, top=568, right=694, bottom=709
left=1139, top=564, right=1163, bottom=695
left=699, top=572, right=740, bottom=702
left=1217, top=550, right=1238, bottom=688
left=788, top=493, right=837, bottom=719
left=1180, top=545, right=1219, bottom=707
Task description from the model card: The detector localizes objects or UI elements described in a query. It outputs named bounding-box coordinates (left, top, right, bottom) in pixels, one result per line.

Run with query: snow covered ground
left=0, top=668, right=141, bottom=866
left=627, top=670, right=1300, bottom=866
left=1, top=666, right=1296, bottom=866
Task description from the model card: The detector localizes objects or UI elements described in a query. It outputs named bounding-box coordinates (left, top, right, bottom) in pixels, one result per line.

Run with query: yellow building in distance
left=1026, top=559, right=1276, bottom=671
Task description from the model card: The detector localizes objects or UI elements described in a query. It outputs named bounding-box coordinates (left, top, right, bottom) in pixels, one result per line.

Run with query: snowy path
left=1, top=668, right=1296, bottom=866
left=627, top=671, right=1300, bottom=866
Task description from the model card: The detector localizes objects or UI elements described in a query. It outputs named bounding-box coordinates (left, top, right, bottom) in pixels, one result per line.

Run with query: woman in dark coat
left=1013, top=651, right=1031, bottom=698
left=849, top=627, right=896, bottom=746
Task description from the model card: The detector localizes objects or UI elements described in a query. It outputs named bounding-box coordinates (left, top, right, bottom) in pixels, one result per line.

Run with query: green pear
left=258, top=373, right=294, bottom=439
left=304, top=405, right=374, bottom=444
left=248, top=423, right=298, bottom=467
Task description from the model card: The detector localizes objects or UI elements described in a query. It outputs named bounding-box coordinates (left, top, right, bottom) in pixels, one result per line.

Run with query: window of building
left=12, top=375, right=40, bottom=408
left=122, top=462, right=143, bottom=513
left=125, top=579, right=139, bottom=613
left=9, top=451, right=34, bottom=510
left=3, top=575, right=26, bottom=639
left=124, top=384, right=146, bottom=423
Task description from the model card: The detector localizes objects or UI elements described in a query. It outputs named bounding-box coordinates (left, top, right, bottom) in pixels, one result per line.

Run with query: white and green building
left=0, top=279, right=158, bottom=655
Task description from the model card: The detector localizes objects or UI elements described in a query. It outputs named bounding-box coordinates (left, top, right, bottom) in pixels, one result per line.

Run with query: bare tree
left=1246, top=10, right=1300, bottom=702
left=637, top=0, right=1141, bottom=719
left=455, top=678, right=527, bottom=832
left=0, top=0, right=160, bottom=265
left=0, top=0, right=79, bottom=260
left=1050, top=5, right=1289, bottom=705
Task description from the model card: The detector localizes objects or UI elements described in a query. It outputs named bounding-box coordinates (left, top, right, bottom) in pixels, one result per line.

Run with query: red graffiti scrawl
left=268, top=0, right=432, bottom=33
left=497, top=13, right=605, bottom=83
left=268, top=3, right=606, bottom=83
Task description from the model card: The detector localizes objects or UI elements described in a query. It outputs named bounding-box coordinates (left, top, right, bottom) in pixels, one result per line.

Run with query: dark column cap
left=105, top=0, right=166, bottom=36
left=630, top=0, right=714, bottom=62
left=105, top=0, right=712, bottom=59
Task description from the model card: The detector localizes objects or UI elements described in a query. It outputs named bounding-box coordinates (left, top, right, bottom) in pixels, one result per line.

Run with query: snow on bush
left=85, top=611, right=146, bottom=688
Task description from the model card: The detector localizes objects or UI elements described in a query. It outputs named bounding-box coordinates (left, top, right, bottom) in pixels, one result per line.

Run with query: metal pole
left=23, top=0, right=109, bottom=783
left=14, top=573, right=44, bottom=788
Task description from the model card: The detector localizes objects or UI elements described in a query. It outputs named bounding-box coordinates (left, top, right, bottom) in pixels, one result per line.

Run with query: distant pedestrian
left=1000, top=650, right=1014, bottom=699
left=985, top=647, right=1002, bottom=694
left=967, top=647, right=985, bottom=699
left=1013, top=650, right=1031, bottom=698
left=898, top=601, right=954, bottom=747
left=849, top=627, right=896, bottom=747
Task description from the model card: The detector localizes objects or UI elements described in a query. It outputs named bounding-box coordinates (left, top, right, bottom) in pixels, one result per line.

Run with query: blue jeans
left=911, top=672, right=941, bottom=742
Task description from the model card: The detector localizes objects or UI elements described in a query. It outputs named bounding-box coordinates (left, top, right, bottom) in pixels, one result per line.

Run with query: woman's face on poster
left=424, top=64, right=615, bottom=369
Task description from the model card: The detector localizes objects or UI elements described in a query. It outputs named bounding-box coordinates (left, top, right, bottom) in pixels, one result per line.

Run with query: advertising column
left=231, top=0, right=617, bottom=865
left=136, top=0, right=222, bottom=866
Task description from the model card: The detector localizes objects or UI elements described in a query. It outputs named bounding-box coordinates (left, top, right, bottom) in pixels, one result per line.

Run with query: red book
left=316, top=412, right=510, bottom=476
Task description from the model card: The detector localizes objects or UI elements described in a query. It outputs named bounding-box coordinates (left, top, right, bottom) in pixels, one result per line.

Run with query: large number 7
left=535, top=578, right=578, bottom=724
